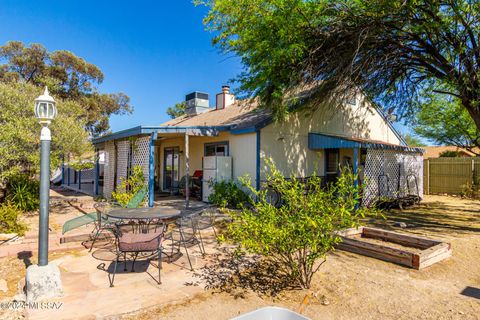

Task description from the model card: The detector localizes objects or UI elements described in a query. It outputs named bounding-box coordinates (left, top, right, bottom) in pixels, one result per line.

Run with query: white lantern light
left=34, top=86, right=57, bottom=125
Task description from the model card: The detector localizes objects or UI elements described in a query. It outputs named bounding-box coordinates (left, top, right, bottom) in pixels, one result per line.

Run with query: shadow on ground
left=367, top=197, right=480, bottom=236
left=191, top=248, right=298, bottom=297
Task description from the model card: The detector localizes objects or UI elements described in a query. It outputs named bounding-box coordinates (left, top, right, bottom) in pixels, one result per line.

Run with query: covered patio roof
left=92, top=125, right=231, bottom=145
left=308, top=132, right=424, bottom=153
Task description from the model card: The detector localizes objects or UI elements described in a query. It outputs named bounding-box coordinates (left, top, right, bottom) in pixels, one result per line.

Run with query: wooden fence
left=424, top=157, right=480, bottom=194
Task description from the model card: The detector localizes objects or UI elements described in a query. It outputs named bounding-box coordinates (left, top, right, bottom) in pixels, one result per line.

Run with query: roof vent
left=216, top=85, right=235, bottom=110
left=185, top=92, right=210, bottom=115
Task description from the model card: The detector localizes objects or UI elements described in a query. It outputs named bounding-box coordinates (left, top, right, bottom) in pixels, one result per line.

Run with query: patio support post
left=353, top=147, right=359, bottom=209
left=148, top=132, right=156, bottom=208
left=353, top=147, right=359, bottom=187
left=185, top=132, right=190, bottom=209
left=78, top=170, right=82, bottom=190
left=94, top=149, right=99, bottom=196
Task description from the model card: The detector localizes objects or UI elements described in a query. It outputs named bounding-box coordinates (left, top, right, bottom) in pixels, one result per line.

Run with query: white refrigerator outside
left=202, top=156, right=233, bottom=202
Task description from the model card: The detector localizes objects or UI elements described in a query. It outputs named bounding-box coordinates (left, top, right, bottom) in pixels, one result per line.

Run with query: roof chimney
left=216, top=85, right=235, bottom=110
left=185, top=92, right=210, bottom=115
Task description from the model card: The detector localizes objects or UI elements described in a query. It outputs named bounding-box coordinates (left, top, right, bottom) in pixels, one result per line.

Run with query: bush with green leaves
left=111, top=165, right=146, bottom=207
left=6, top=174, right=40, bottom=212
left=208, top=179, right=252, bottom=209
left=220, top=159, right=378, bottom=289
left=0, top=202, right=27, bottom=235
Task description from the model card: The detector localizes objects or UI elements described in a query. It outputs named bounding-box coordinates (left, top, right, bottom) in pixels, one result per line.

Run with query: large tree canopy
left=200, top=0, right=480, bottom=128
left=0, top=82, right=92, bottom=180
left=0, top=41, right=132, bottom=135
left=412, top=93, right=480, bottom=153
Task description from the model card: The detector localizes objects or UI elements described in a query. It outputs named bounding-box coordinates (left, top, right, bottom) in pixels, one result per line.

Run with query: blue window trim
left=204, top=141, right=230, bottom=156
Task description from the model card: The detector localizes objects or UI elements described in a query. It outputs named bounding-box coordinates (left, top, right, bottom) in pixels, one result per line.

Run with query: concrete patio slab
left=25, top=231, right=218, bottom=320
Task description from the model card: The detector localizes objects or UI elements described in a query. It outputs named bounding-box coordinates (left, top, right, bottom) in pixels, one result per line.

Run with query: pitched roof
left=422, top=146, right=480, bottom=158
left=160, top=99, right=271, bottom=131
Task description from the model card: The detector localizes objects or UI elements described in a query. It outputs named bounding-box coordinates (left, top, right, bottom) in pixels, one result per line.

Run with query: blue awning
left=308, top=133, right=424, bottom=153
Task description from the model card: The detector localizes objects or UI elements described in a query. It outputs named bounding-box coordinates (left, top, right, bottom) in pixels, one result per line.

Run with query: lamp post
left=25, top=87, right=63, bottom=302
left=34, top=86, right=57, bottom=266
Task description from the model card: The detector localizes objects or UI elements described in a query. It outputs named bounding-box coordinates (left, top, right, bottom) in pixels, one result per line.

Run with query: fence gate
left=424, top=157, right=480, bottom=195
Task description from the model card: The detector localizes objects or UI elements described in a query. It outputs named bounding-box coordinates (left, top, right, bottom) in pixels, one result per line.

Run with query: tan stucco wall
left=156, top=132, right=257, bottom=191
left=260, top=96, right=401, bottom=179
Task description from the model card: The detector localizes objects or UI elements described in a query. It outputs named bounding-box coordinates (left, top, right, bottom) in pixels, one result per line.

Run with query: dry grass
left=121, top=195, right=480, bottom=320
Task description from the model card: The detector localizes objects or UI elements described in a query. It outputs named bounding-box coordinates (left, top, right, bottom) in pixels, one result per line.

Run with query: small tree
left=220, top=159, right=378, bottom=289
left=439, top=150, right=462, bottom=158
left=208, top=180, right=252, bottom=209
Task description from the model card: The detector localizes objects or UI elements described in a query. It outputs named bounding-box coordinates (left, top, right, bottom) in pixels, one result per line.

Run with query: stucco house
left=62, top=85, right=424, bottom=207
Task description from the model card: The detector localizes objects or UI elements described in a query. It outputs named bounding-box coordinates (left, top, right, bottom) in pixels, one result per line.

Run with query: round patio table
left=106, top=207, right=181, bottom=222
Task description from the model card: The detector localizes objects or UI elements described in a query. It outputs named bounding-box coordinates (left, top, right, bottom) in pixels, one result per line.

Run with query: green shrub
left=6, top=174, right=40, bottom=212
left=0, top=202, right=27, bottom=235
left=112, top=165, right=146, bottom=207
left=220, top=159, right=379, bottom=289
left=208, top=180, right=252, bottom=209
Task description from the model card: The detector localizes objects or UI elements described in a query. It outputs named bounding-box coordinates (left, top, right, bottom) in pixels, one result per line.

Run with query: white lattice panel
left=103, top=141, right=115, bottom=199
left=98, top=136, right=151, bottom=203
left=363, top=149, right=423, bottom=206
left=116, top=140, right=130, bottom=190
left=132, top=136, right=151, bottom=205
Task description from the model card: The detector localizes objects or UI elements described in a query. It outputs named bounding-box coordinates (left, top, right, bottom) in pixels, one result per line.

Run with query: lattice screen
left=98, top=136, right=151, bottom=203
left=103, top=141, right=115, bottom=199
left=363, top=149, right=423, bottom=206
left=116, top=140, right=130, bottom=189
left=132, top=136, right=151, bottom=205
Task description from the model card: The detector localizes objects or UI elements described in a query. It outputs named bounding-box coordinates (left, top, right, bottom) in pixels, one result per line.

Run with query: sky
left=0, top=0, right=414, bottom=139
left=0, top=0, right=242, bottom=132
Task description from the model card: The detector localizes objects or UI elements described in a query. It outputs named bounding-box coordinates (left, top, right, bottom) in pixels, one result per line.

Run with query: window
left=205, top=142, right=229, bottom=156
left=325, top=149, right=339, bottom=175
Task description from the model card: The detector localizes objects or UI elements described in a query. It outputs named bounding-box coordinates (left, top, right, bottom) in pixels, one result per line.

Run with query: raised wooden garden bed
left=336, top=227, right=452, bottom=269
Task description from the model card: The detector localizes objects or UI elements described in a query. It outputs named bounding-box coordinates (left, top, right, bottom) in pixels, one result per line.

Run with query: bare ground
left=123, top=195, right=480, bottom=320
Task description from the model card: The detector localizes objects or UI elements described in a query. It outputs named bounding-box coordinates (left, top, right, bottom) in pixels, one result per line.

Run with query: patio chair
left=190, top=206, right=218, bottom=253
left=62, top=186, right=148, bottom=251
left=109, top=222, right=165, bottom=287
left=166, top=215, right=204, bottom=271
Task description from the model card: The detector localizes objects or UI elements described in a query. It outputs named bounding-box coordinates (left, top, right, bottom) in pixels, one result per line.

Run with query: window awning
left=308, top=133, right=424, bottom=153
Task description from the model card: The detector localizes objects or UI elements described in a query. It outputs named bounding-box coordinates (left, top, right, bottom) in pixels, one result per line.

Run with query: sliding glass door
left=163, top=147, right=180, bottom=193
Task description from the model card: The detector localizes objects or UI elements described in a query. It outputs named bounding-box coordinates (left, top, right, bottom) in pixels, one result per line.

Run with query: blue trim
left=256, top=130, right=261, bottom=191
left=230, top=117, right=273, bottom=135
left=92, top=125, right=231, bottom=144
left=204, top=141, right=230, bottom=156
left=308, top=133, right=424, bottom=153
left=78, top=170, right=82, bottom=190
left=148, top=132, right=156, bottom=207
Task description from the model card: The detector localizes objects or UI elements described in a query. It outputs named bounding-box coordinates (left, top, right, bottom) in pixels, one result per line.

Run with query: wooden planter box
left=336, top=227, right=452, bottom=269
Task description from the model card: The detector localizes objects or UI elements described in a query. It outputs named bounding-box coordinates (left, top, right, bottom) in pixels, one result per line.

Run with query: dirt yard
left=123, top=195, right=480, bottom=320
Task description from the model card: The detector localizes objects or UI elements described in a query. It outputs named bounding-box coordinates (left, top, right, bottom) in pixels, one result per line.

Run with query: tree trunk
left=462, top=96, right=480, bottom=133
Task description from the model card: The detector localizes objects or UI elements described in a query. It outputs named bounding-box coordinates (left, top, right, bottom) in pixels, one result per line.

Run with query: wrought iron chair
left=190, top=205, right=218, bottom=253
left=165, top=215, right=204, bottom=271
left=108, top=221, right=165, bottom=287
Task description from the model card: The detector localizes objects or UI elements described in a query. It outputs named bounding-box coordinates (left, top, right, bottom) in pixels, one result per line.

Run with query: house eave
left=92, top=125, right=233, bottom=145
